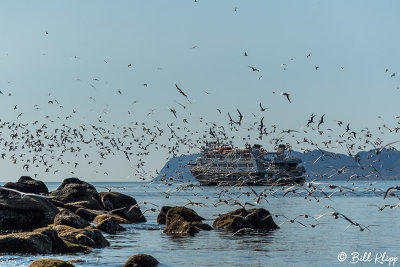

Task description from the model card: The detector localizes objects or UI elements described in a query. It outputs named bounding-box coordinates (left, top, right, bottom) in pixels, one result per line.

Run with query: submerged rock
left=0, top=189, right=59, bottom=230
left=0, top=231, right=53, bottom=254
left=163, top=214, right=198, bottom=236
left=54, top=209, right=90, bottom=229
left=95, top=216, right=126, bottom=234
left=29, top=259, right=75, bottom=267
left=4, top=176, right=49, bottom=195
left=33, top=227, right=79, bottom=254
left=213, top=208, right=278, bottom=233
left=164, top=206, right=205, bottom=225
left=163, top=207, right=211, bottom=236
left=156, top=206, right=172, bottom=224
left=122, top=254, right=159, bottom=267
left=93, top=214, right=131, bottom=224
left=50, top=178, right=103, bottom=211
left=54, top=225, right=110, bottom=249
left=99, top=192, right=146, bottom=223
left=0, top=226, right=94, bottom=254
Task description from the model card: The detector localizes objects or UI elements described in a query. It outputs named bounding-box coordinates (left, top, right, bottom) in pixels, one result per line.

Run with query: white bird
left=105, top=207, right=126, bottom=215
left=0, top=186, right=53, bottom=199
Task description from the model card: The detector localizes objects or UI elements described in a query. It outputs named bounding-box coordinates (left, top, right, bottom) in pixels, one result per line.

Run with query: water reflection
left=6, top=181, right=400, bottom=266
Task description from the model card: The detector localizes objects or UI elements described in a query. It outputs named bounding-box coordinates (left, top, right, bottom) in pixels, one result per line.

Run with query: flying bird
left=175, top=84, right=191, bottom=104
left=237, top=109, right=243, bottom=126
left=259, top=103, right=268, bottom=111
left=384, top=186, right=400, bottom=199
left=259, top=117, right=264, bottom=136
left=248, top=66, right=259, bottom=72
left=228, top=112, right=234, bottom=125
left=368, top=140, right=400, bottom=155
left=169, top=108, right=177, bottom=118
left=317, top=114, right=325, bottom=129
left=0, top=186, right=53, bottom=199
left=280, top=92, right=291, bottom=103
left=307, top=113, right=316, bottom=127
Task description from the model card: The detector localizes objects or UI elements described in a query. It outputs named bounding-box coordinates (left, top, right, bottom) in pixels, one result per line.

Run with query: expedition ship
left=187, top=143, right=305, bottom=186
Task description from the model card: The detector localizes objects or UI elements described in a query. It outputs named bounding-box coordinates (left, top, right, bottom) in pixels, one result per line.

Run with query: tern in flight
left=0, top=186, right=53, bottom=199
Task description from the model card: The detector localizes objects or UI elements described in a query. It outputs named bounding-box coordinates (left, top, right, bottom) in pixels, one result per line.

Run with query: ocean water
left=1, top=180, right=400, bottom=267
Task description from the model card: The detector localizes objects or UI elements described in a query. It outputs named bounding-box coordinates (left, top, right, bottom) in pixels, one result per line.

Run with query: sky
left=0, top=0, right=399, bottom=182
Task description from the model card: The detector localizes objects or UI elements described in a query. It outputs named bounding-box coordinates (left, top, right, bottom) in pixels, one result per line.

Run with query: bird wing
left=110, top=207, right=126, bottom=213
left=25, top=193, right=54, bottom=199
left=384, top=186, right=398, bottom=199
left=0, top=186, right=22, bottom=194
left=381, top=140, right=400, bottom=150
left=175, top=84, right=187, bottom=97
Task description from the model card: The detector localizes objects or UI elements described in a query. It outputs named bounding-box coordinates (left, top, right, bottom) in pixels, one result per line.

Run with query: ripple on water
left=3, top=181, right=400, bottom=266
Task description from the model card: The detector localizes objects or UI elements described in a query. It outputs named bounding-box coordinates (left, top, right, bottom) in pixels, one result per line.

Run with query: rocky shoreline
left=0, top=176, right=278, bottom=266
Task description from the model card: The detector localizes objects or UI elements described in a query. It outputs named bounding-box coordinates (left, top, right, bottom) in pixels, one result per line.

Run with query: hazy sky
left=0, top=1, right=399, bottom=182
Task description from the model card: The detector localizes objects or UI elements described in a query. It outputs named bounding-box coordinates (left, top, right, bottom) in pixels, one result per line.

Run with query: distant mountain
left=153, top=153, right=200, bottom=183
left=153, top=149, right=400, bottom=182
left=291, top=148, right=400, bottom=180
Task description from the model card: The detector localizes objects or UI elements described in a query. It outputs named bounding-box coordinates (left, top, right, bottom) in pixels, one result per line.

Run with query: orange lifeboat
left=218, top=146, right=232, bottom=151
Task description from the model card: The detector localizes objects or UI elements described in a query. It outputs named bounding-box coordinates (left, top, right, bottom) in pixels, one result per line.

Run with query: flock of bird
left=0, top=64, right=399, bottom=231
left=0, top=25, right=399, bottom=234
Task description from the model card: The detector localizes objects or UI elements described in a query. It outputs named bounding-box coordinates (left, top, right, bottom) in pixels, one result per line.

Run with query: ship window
left=288, top=163, right=297, bottom=169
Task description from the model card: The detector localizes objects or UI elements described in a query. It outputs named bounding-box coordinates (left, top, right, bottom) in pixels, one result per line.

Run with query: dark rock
left=0, top=226, right=93, bottom=254
left=124, top=205, right=146, bottom=223
left=0, top=231, right=52, bottom=254
left=64, top=200, right=104, bottom=212
left=54, top=225, right=110, bottom=248
left=213, top=208, right=278, bottom=233
left=50, top=199, right=66, bottom=209
left=163, top=214, right=198, bottom=236
left=122, top=254, right=159, bottom=267
left=165, top=206, right=205, bottom=225
left=157, top=206, right=172, bottom=224
left=75, top=208, right=106, bottom=222
left=163, top=207, right=211, bottom=236
left=193, top=222, right=213, bottom=231
left=0, top=189, right=59, bottom=230
left=99, top=192, right=146, bottom=223
left=50, top=178, right=103, bottom=211
left=33, top=226, right=91, bottom=253
left=95, top=216, right=126, bottom=234
left=29, top=259, right=75, bottom=267
left=75, top=233, right=96, bottom=248
left=246, top=208, right=278, bottom=230
left=4, top=176, right=48, bottom=195
left=33, top=227, right=70, bottom=253
left=54, top=209, right=90, bottom=229
left=99, top=191, right=137, bottom=210
left=93, top=214, right=131, bottom=224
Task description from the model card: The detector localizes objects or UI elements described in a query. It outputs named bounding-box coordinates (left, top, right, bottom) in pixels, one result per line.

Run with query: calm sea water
left=1, top=180, right=400, bottom=267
